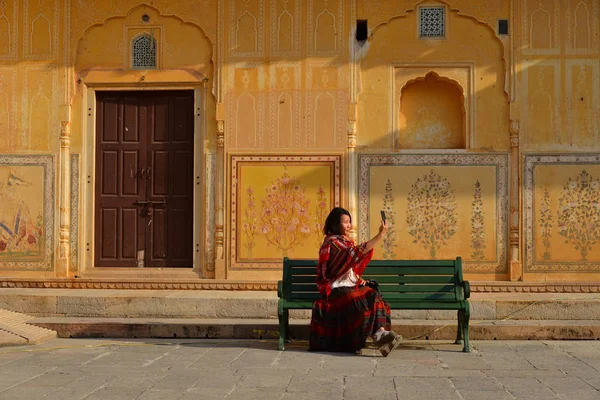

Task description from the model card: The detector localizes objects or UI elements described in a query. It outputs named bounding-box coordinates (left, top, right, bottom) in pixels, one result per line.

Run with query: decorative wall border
left=0, top=278, right=599, bottom=293
left=0, top=155, right=54, bottom=271
left=229, top=154, right=341, bottom=270
left=70, top=154, right=79, bottom=276
left=358, top=153, right=509, bottom=273
left=524, top=153, right=600, bottom=272
left=205, top=153, right=216, bottom=273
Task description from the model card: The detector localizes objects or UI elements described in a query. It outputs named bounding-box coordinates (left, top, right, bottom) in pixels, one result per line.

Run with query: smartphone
left=380, top=210, right=386, bottom=222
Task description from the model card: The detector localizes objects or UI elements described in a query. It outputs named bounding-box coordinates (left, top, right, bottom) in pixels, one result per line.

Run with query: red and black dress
left=309, top=234, right=392, bottom=353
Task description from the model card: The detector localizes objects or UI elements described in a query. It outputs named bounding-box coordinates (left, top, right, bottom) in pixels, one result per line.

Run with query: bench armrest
left=277, top=280, right=284, bottom=298
left=462, top=280, right=471, bottom=299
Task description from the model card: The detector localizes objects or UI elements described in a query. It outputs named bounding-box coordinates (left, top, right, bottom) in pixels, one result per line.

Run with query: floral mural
left=258, top=169, right=312, bottom=257
left=406, top=170, right=458, bottom=259
left=360, top=154, right=507, bottom=273
left=0, top=156, right=53, bottom=271
left=470, top=180, right=485, bottom=261
left=231, top=155, right=340, bottom=269
left=381, top=179, right=397, bottom=259
left=557, top=170, right=600, bottom=261
left=525, top=156, right=600, bottom=272
left=0, top=168, right=44, bottom=259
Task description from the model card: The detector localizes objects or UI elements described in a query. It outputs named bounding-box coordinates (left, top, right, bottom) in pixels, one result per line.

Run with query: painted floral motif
left=242, top=187, right=258, bottom=258
left=313, top=185, right=328, bottom=247
left=539, top=189, right=553, bottom=261
left=557, top=170, right=600, bottom=261
left=470, top=180, right=485, bottom=261
left=260, top=169, right=312, bottom=256
left=406, top=170, right=457, bottom=259
left=382, top=179, right=397, bottom=260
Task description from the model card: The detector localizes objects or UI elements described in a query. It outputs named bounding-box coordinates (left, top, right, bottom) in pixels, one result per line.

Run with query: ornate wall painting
left=70, top=154, right=79, bottom=275
left=24, top=0, right=59, bottom=60
left=525, top=154, right=600, bottom=272
left=0, top=155, right=54, bottom=271
left=358, top=154, right=508, bottom=273
left=229, top=155, right=341, bottom=269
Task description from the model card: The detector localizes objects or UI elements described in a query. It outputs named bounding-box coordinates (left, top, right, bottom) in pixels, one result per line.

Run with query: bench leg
left=455, top=309, right=463, bottom=345
left=277, top=303, right=286, bottom=351
left=461, top=303, right=471, bottom=353
left=284, top=309, right=292, bottom=343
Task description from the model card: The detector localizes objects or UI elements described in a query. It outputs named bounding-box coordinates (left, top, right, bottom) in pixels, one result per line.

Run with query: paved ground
left=0, top=339, right=599, bottom=400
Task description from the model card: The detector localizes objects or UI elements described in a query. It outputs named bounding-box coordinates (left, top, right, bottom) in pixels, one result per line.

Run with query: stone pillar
left=509, top=120, right=522, bottom=281
left=347, top=104, right=358, bottom=241
left=57, top=119, right=71, bottom=278
left=214, top=105, right=226, bottom=279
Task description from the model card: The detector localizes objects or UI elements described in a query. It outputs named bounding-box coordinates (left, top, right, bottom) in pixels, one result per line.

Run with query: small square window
left=419, top=7, right=445, bottom=38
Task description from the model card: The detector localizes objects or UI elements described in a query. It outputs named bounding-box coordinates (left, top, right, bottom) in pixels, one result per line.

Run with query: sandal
left=379, top=334, right=402, bottom=357
left=372, top=330, right=398, bottom=347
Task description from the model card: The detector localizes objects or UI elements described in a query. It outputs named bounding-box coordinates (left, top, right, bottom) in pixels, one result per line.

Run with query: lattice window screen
left=132, top=35, right=157, bottom=69
left=419, top=7, right=445, bottom=37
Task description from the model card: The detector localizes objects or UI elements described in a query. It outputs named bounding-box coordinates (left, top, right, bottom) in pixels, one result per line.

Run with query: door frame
left=81, top=83, right=207, bottom=276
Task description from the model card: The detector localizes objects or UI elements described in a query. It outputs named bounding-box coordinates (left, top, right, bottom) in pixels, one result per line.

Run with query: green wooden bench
left=277, top=257, right=471, bottom=352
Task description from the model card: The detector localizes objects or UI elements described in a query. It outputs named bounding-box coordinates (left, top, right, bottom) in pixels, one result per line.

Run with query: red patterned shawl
left=316, top=235, right=374, bottom=296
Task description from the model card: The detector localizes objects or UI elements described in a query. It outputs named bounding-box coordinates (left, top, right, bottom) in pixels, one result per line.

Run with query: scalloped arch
left=73, top=3, right=214, bottom=69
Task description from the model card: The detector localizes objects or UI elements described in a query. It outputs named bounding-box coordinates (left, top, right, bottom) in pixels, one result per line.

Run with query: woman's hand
left=378, top=220, right=388, bottom=237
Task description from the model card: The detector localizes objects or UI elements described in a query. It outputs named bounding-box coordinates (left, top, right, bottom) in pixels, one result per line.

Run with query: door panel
left=95, top=90, right=194, bottom=268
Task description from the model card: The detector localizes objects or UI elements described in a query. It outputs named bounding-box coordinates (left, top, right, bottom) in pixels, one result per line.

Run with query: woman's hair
left=323, top=207, right=352, bottom=235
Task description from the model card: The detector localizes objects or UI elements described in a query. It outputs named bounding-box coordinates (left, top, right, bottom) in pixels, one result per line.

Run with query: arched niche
left=398, top=71, right=466, bottom=149
left=358, top=2, right=508, bottom=151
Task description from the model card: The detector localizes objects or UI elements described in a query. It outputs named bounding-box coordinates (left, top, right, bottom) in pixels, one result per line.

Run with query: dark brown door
left=95, top=91, right=194, bottom=268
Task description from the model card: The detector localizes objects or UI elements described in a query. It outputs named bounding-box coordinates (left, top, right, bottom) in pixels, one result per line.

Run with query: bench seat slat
left=382, top=293, right=458, bottom=301
left=364, top=267, right=455, bottom=275
left=378, top=284, right=455, bottom=293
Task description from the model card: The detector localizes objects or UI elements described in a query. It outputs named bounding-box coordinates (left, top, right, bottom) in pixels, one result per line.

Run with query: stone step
left=28, top=317, right=600, bottom=341
left=0, top=309, right=57, bottom=345
left=1, top=288, right=600, bottom=320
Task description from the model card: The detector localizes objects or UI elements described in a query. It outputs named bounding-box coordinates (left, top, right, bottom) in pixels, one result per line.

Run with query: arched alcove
left=399, top=72, right=466, bottom=149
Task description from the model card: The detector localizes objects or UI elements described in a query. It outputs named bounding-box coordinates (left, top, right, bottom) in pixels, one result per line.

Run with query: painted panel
left=21, top=65, right=59, bottom=152
left=0, top=0, right=18, bottom=60
left=270, top=0, right=301, bottom=57
left=228, top=0, right=264, bottom=57
left=522, top=0, right=560, bottom=55
left=525, top=154, right=600, bottom=272
left=565, top=0, right=599, bottom=55
left=24, top=0, right=59, bottom=59
left=269, top=63, right=301, bottom=149
left=0, top=67, right=17, bottom=152
left=358, top=154, right=508, bottom=273
left=565, top=60, right=600, bottom=146
left=0, top=155, right=54, bottom=271
left=229, top=155, right=341, bottom=269
left=227, top=64, right=266, bottom=149
left=307, top=0, right=344, bottom=55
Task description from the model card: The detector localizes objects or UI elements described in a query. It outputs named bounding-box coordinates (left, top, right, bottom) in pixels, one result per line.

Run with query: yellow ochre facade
left=0, top=0, right=599, bottom=292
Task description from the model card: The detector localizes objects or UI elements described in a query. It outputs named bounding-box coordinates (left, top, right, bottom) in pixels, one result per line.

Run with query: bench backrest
left=281, top=257, right=466, bottom=302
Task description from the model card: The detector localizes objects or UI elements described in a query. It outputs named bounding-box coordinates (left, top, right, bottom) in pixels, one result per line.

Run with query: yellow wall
left=0, top=0, right=599, bottom=285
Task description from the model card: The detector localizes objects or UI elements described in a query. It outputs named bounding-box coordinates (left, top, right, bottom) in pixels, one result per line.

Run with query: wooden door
left=95, top=91, right=194, bottom=268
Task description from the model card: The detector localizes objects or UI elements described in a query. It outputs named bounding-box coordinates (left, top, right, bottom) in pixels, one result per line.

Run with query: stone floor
left=0, top=338, right=599, bottom=399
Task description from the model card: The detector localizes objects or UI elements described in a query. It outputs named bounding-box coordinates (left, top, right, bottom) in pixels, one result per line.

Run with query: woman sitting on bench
left=310, top=207, right=402, bottom=356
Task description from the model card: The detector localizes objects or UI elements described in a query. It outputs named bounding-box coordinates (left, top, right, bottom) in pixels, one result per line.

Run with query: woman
left=309, top=207, right=402, bottom=356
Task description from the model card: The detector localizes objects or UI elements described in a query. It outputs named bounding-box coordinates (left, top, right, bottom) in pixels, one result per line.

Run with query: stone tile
left=81, top=386, right=147, bottom=400
left=458, top=389, right=515, bottom=400
left=19, top=370, right=82, bottom=387
left=281, top=392, right=343, bottom=400
left=0, top=385, right=58, bottom=399
left=495, top=377, right=560, bottom=398
left=450, top=377, right=504, bottom=391
left=136, top=389, right=186, bottom=400
left=236, top=374, right=292, bottom=388
left=537, top=376, right=599, bottom=395
left=287, top=376, right=343, bottom=393
left=192, top=374, right=242, bottom=390
left=148, top=370, right=203, bottom=390
left=226, top=387, right=286, bottom=400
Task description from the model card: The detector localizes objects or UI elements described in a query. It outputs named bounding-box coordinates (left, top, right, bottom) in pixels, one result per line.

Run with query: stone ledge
left=28, top=317, right=600, bottom=341
left=2, top=288, right=600, bottom=320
